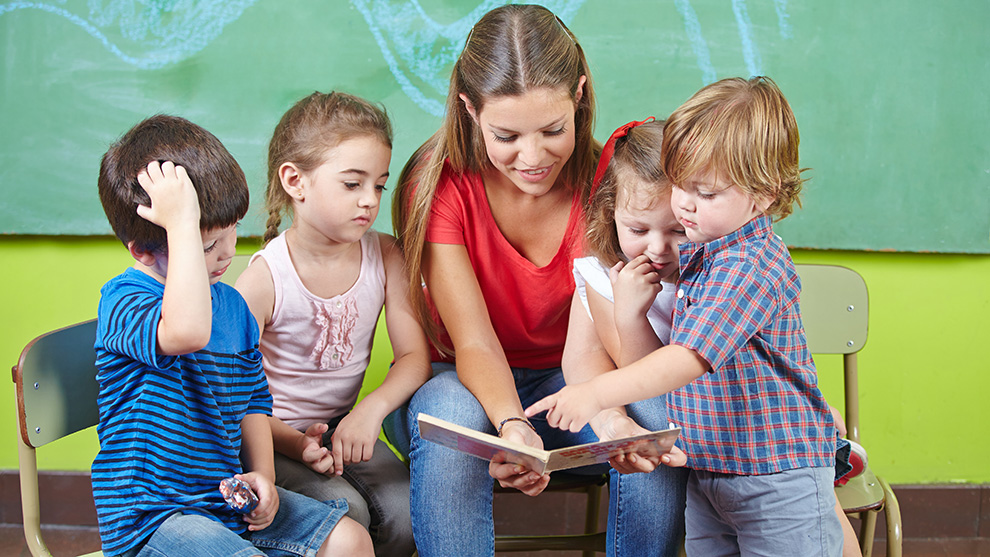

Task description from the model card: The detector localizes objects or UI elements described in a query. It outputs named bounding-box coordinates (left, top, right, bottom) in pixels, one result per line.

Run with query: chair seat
left=836, top=467, right=885, bottom=513
left=494, top=470, right=608, bottom=493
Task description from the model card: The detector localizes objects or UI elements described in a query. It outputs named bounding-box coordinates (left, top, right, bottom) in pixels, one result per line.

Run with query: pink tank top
left=251, top=231, right=385, bottom=430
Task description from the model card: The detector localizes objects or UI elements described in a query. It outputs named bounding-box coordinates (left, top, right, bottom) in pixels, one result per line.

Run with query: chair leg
left=858, top=509, right=878, bottom=557
left=877, top=477, right=902, bottom=557
left=18, top=434, right=52, bottom=557
left=582, top=484, right=603, bottom=557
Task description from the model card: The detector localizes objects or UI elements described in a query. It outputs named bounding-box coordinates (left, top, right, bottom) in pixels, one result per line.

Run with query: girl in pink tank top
left=235, top=91, right=430, bottom=557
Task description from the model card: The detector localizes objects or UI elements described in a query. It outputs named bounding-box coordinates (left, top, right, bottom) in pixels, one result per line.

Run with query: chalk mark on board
left=0, top=1, right=257, bottom=69
left=349, top=0, right=586, bottom=117
left=1, top=0, right=795, bottom=113
left=676, top=0, right=794, bottom=84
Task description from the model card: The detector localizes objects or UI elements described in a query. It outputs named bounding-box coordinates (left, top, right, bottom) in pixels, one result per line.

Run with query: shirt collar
left=678, top=215, right=774, bottom=270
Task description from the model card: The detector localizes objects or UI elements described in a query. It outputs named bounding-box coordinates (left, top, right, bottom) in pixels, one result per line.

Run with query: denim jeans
left=117, top=487, right=347, bottom=557
left=383, top=363, right=687, bottom=557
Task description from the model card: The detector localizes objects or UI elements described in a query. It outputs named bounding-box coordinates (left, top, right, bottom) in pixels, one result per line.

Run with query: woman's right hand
left=488, top=421, right=551, bottom=496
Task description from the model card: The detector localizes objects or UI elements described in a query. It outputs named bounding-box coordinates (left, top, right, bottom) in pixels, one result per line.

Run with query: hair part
left=661, top=76, right=807, bottom=220
left=393, top=4, right=598, bottom=354
left=98, top=114, right=249, bottom=252
left=585, top=119, right=670, bottom=266
left=264, top=91, right=393, bottom=243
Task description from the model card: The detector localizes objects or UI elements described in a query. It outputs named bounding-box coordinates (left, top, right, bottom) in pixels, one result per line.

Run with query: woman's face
left=463, top=80, right=583, bottom=197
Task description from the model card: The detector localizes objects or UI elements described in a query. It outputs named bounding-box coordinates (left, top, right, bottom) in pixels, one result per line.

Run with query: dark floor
left=2, top=524, right=989, bottom=556
left=3, top=476, right=989, bottom=556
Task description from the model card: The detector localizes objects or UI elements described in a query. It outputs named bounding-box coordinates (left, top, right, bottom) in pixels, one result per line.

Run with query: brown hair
left=98, top=114, right=248, bottom=252
left=661, top=76, right=807, bottom=220
left=392, top=4, right=598, bottom=353
left=585, top=119, right=670, bottom=267
left=264, top=91, right=392, bottom=243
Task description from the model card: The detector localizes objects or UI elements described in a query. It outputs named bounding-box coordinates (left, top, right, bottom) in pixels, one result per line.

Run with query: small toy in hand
left=219, top=477, right=259, bottom=514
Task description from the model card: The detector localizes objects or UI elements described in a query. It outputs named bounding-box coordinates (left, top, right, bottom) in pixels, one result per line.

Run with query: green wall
left=2, top=237, right=988, bottom=483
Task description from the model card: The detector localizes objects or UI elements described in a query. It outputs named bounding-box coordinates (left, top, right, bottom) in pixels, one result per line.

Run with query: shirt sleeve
left=424, top=170, right=467, bottom=246
left=98, top=279, right=177, bottom=372
left=672, top=260, right=779, bottom=371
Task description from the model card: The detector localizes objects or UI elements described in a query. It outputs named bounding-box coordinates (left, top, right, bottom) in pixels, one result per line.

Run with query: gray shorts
left=685, top=466, right=842, bottom=556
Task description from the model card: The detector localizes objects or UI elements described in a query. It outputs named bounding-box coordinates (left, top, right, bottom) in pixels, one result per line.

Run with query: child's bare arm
left=239, top=413, right=279, bottom=531
left=527, top=344, right=708, bottom=433
left=135, top=161, right=211, bottom=355
left=332, top=235, right=431, bottom=466
left=234, top=257, right=276, bottom=336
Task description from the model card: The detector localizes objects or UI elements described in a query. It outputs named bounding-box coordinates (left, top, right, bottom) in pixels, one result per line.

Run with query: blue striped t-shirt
left=91, top=268, right=272, bottom=555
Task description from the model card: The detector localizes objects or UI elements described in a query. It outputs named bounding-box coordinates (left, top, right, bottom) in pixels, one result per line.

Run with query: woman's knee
left=409, top=371, right=489, bottom=431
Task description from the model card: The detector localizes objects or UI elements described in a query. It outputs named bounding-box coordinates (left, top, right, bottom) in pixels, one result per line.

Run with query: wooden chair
left=797, top=264, right=902, bottom=557
left=13, top=319, right=104, bottom=557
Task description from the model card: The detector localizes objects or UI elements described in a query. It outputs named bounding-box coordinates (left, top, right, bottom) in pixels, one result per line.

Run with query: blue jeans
left=118, top=487, right=348, bottom=557
left=685, top=467, right=842, bottom=556
left=383, top=364, right=687, bottom=557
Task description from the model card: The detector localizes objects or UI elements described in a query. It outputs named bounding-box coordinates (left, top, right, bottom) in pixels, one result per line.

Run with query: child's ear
left=459, top=94, right=479, bottom=124
left=757, top=191, right=774, bottom=213
left=279, top=162, right=305, bottom=201
left=127, top=241, right=160, bottom=267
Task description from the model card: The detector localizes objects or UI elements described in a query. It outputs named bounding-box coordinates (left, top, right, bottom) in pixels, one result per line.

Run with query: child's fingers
left=330, top=436, right=345, bottom=476
left=524, top=396, right=554, bottom=419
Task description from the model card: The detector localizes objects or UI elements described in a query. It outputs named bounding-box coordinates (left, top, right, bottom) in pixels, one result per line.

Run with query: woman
left=385, top=5, right=687, bottom=556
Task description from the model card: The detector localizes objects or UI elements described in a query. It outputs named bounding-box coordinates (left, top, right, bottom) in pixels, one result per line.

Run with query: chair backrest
left=796, top=264, right=869, bottom=355
left=795, top=264, right=869, bottom=444
left=13, top=320, right=101, bottom=449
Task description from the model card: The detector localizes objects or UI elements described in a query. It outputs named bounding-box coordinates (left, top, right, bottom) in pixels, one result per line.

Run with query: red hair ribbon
left=590, top=117, right=656, bottom=198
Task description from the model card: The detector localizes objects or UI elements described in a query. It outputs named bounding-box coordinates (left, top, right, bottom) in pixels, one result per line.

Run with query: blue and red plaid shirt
left=669, top=216, right=835, bottom=475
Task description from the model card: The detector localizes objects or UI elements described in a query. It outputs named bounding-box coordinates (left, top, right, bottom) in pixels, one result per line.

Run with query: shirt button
left=332, top=353, right=339, bottom=360
left=335, top=301, right=342, bottom=308
left=677, top=289, right=684, bottom=299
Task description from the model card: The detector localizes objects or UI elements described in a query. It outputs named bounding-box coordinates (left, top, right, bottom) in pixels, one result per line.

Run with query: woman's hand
left=488, top=421, right=551, bottom=496
left=592, top=410, right=687, bottom=474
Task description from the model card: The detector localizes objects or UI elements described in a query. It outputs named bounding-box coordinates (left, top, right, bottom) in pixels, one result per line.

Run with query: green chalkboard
left=1, top=1, right=987, bottom=253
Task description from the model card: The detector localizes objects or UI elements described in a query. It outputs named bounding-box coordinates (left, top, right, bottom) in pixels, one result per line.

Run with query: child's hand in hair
left=610, top=254, right=664, bottom=327
left=135, top=160, right=200, bottom=231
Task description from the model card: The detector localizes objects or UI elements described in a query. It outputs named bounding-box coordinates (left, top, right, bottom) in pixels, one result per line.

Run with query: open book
left=417, top=413, right=681, bottom=475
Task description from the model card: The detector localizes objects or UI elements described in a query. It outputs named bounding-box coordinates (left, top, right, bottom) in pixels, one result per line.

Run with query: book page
left=544, top=428, right=680, bottom=472
left=418, top=413, right=681, bottom=474
left=417, top=413, right=552, bottom=474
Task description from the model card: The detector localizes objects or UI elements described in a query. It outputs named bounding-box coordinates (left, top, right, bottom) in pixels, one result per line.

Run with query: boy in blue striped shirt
left=93, top=115, right=372, bottom=556
left=528, top=77, right=842, bottom=555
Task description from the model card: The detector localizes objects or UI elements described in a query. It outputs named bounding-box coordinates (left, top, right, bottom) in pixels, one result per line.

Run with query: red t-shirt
left=425, top=164, right=585, bottom=369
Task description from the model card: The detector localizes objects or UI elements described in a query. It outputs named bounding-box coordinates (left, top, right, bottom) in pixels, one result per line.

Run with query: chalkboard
left=2, top=0, right=987, bottom=253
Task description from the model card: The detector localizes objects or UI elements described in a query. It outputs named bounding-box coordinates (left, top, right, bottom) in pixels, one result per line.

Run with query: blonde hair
left=585, top=119, right=670, bottom=266
left=661, top=76, right=807, bottom=220
left=393, top=4, right=599, bottom=353
left=264, top=91, right=392, bottom=243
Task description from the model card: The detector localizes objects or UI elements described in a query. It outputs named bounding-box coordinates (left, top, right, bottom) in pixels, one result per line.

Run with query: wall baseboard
left=3, top=470, right=988, bottom=543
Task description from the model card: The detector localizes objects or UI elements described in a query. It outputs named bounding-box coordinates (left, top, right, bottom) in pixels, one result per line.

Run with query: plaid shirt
left=669, top=216, right=835, bottom=475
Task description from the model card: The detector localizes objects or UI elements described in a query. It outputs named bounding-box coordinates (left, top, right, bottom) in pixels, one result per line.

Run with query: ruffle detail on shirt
left=311, top=296, right=358, bottom=370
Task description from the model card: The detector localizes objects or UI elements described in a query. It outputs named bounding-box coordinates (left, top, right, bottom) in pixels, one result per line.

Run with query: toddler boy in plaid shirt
left=529, top=77, right=842, bottom=555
